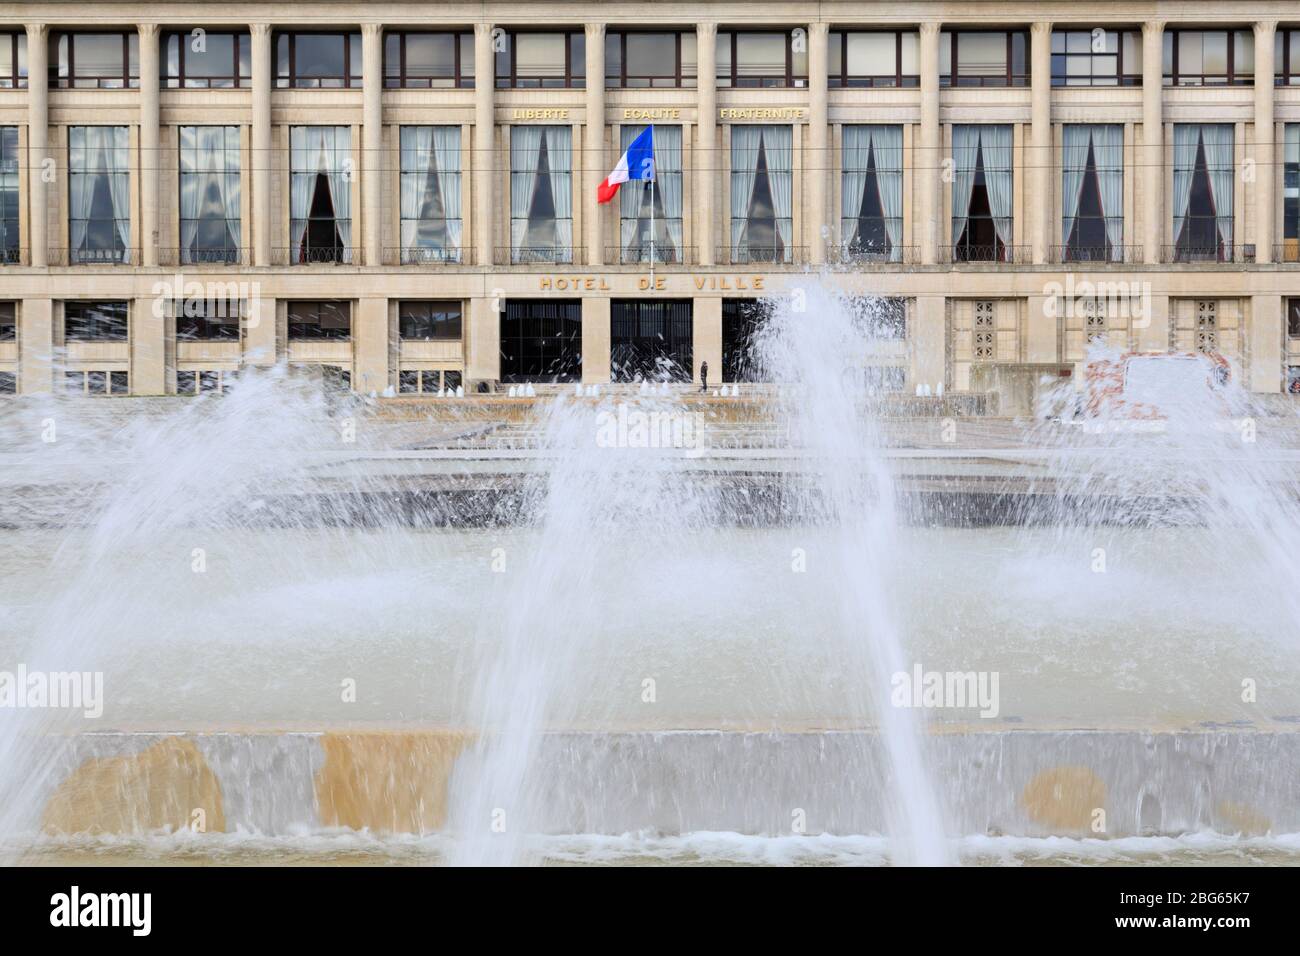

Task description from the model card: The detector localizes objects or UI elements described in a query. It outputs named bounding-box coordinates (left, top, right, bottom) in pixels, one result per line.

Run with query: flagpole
left=648, top=125, right=656, bottom=289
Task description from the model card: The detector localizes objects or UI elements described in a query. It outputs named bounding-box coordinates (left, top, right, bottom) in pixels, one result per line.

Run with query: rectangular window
left=509, top=126, right=573, bottom=263
left=1287, top=299, right=1300, bottom=338
left=0, top=302, right=15, bottom=340
left=495, top=31, right=585, bottom=89
left=384, top=32, right=474, bottom=88
left=841, top=125, right=904, bottom=261
left=618, top=125, right=684, bottom=264
left=398, top=300, right=463, bottom=341
left=52, top=32, right=139, bottom=89
left=276, top=32, right=362, bottom=88
left=717, top=31, right=807, bottom=88
left=65, top=301, right=128, bottom=342
left=164, top=31, right=250, bottom=88
left=399, top=126, right=463, bottom=263
left=1051, top=29, right=1141, bottom=86
left=1279, top=30, right=1300, bottom=86
left=730, top=125, right=794, bottom=263
left=289, top=126, right=352, bottom=263
left=1061, top=125, right=1124, bottom=262
left=69, top=126, right=131, bottom=264
left=605, top=32, right=696, bottom=88
left=1283, top=125, right=1299, bottom=262
left=952, top=125, right=1014, bottom=262
left=499, top=299, right=582, bottom=382
left=0, top=371, right=14, bottom=394
left=0, top=127, right=17, bottom=263
left=610, top=299, right=694, bottom=383
left=179, top=126, right=241, bottom=264
left=940, top=31, right=1029, bottom=87
left=1172, top=124, right=1234, bottom=261
left=175, top=298, right=241, bottom=341
left=828, top=32, right=919, bottom=88
left=287, top=301, right=351, bottom=340
left=722, top=299, right=772, bottom=383
left=0, top=33, right=27, bottom=88
left=1164, top=30, right=1253, bottom=86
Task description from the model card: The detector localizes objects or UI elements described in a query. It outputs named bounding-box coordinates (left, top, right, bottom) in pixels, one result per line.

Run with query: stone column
left=1254, top=21, right=1277, bottom=264
left=18, top=298, right=53, bottom=394
left=1030, top=21, right=1051, bottom=264
left=807, top=22, right=829, bottom=265
left=138, top=24, right=160, bottom=266
left=1249, top=294, right=1282, bottom=392
left=466, top=294, right=500, bottom=385
left=474, top=23, right=495, bottom=268
left=131, top=295, right=167, bottom=394
left=693, top=296, right=722, bottom=386
left=25, top=24, right=48, bottom=268
left=580, top=296, right=610, bottom=383
left=1141, top=21, right=1164, bottom=265
left=912, top=295, right=946, bottom=391
left=353, top=296, right=389, bottom=394
left=251, top=24, right=272, bottom=266
left=585, top=23, right=605, bottom=266
left=361, top=23, right=383, bottom=267
left=919, top=22, right=940, bottom=265
left=696, top=23, right=717, bottom=266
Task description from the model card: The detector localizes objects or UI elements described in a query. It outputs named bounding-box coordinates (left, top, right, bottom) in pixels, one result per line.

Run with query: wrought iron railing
left=495, top=246, right=582, bottom=266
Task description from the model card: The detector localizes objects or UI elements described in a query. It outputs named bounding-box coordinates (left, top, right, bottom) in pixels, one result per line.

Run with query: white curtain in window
left=400, top=125, right=435, bottom=251
left=870, top=125, right=903, bottom=258
left=1201, top=124, right=1234, bottom=246
left=290, top=127, right=324, bottom=251
left=510, top=126, right=543, bottom=251
left=69, top=128, right=95, bottom=256
left=103, top=127, right=131, bottom=260
left=841, top=126, right=873, bottom=246
left=433, top=126, right=462, bottom=252
left=179, top=126, right=202, bottom=255
left=322, top=127, right=352, bottom=253
left=655, top=125, right=683, bottom=256
left=980, top=125, right=1013, bottom=246
left=764, top=126, right=793, bottom=255
left=188, top=126, right=233, bottom=256
left=1172, top=124, right=1200, bottom=240
left=1061, top=125, right=1092, bottom=245
left=951, top=125, right=981, bottom=248
left=546, top=126, right=572, bottom=254
left=730, top=125, right=761, bottom=250
left=1091, top=124, right=1124, bottom=257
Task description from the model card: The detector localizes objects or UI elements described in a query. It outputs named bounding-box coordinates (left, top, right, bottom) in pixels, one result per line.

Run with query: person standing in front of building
left=700, top=361, right=709, bottom=393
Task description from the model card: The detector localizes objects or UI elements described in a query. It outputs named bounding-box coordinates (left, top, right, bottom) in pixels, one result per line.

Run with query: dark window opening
left=610, top=299, right=693, bottom=383
left=176, top=299, right=241, bottom=340
left=399, top=300, right=463, bottom=341
left=302, top=172, right=345, bottom=263
left=955, top=155, right=1005, bottom=262
left=65, top=301, right=128, bottom=342
left=164, top=31, right=251, bottom=88
left=499, top=299, right=582, bottom=383
left=722, top=298, right=772, bottom=383
left=287, top=301, right=351, bottom=340
left=1066, top=143, right=1113, bottom=262
left=1176, top=136, right=1227, bottom=261
left=0, top=302, right=15, bottom=340
left=276, top=32, right=362, bottom=88
left=849, top=144, right=890, bottom=259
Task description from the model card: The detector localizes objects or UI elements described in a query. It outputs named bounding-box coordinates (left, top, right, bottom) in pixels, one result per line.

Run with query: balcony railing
left=271, top=246, right=362, bottom=266
left=940, top=244, right=1031, bottom=265
left=157, top=248, right=249, bottom=267
left=1049, top=245, right=1142, bottom=265
left=49, top=248, right=140, bottom=266
left=606, top=245, right=696, bottom=266
left=1274, top=243, right=1300, bottom=264
left=382, top=246, right=473, bottom=266
left=0, top=248, right=22, bottom=265
left=716, top=245, right=808, bottom=265
left=833, top=245, right=920, bottom=266
left=495, top=246, right=582, bottom=266
left=1163, top=243, right=1237, bottom=264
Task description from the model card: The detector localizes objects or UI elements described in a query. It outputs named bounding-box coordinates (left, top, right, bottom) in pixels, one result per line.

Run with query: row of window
left=4, top=28, right=1300, bottom=90
left=8, top=121, right=1298, bottom=267
left=0, top=299, right=462, bottom=342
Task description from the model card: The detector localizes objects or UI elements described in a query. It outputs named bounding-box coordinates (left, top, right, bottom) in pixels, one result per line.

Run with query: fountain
left=0, top=288, right=1298, bottom=866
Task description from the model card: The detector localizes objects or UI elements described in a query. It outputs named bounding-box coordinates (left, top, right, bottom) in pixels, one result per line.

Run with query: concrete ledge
left=24, top=729, right=1300, bottom=840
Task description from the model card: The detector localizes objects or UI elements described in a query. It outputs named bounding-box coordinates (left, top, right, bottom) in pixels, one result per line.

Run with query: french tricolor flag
left=596, top=126, right=655, bottom=204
